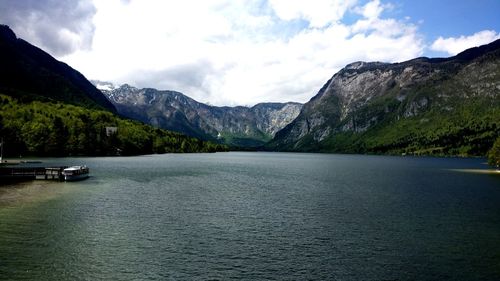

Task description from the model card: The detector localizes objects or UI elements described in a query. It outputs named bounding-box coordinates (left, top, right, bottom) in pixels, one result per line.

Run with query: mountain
left=98, top=83, right=302, bottom=147
left=0, top=25, right=226, bottom=157
left=269, top=39, right=500, bottom=156
left=0, top=25, right=116, bottom=112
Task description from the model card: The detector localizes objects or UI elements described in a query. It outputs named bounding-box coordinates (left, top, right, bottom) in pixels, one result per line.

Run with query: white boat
left=62, top=166, right=89, bottom=181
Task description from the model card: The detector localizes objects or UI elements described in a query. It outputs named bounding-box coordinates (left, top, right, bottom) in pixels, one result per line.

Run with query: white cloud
left=354, top=0, right=386, bottom=20
left=59, top=0, right=425, bottom=106
left=431, top=30, right=500, bottom=56
left=268, top=0, right=357, bottom=28
left=0, top=0, right=96, bottom=56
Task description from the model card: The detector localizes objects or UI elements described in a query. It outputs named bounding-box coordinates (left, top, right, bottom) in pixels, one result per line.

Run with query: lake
left=0, top=152, right=499, bottom=280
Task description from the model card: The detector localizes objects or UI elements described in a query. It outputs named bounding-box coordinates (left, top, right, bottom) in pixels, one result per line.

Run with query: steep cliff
left=269, top=39, right=500, bottom=156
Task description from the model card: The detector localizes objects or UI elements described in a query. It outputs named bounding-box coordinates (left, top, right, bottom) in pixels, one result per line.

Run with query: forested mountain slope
left=269, top=39, right=500, bottom=156
left=0, top=25, right=115, bottom=112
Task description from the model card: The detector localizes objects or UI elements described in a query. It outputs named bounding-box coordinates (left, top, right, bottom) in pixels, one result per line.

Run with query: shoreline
left=0, top=159, right=43, bottom=166
left=448, top=169, right=500, bottom=175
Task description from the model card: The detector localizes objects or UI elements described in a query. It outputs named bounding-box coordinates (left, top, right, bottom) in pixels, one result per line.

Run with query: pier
left=0, top=166, right=68, bottom=182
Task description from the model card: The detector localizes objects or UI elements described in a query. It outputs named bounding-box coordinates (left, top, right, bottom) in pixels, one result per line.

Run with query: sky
left=1, top=0, right=499, bottom=106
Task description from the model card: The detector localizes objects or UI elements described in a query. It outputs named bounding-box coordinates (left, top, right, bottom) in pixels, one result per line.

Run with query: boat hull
left=64, top=173, right=89, bottom=181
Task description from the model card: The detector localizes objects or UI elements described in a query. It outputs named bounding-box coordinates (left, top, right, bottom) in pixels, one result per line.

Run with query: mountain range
left=1, top=22, right=498, bottom=157
left=95, top=82, right=302, bottom=147
left=0, top=25, right=226, bottom=156
left=268, top=39, right=500, bottom=156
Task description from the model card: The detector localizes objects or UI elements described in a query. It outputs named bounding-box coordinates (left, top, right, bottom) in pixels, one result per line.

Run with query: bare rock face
left=252, top=103, right=303, bottom=136
left=97, top=82, right=302, bottom=147
left=270, top=39, right=500, bottom=154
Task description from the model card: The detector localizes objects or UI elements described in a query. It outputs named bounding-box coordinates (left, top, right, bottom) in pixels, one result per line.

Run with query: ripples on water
left=0, top=153, right=499, bottom=280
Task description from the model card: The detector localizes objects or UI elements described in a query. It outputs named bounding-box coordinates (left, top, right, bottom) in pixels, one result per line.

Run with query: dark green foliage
left=313, top=98, right=499, bottom=156
left=0, top=95, right=228, bottom=157
left=269, top=92, right=499, bottom=157
left=488, top=137, right=500, bottom=168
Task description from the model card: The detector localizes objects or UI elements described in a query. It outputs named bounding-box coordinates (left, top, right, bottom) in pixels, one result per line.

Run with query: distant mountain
left=0, top=25, right=116, bottom=112
left=269, top=39, right=500, bottom=156
left=97, top=82, right=302, bottom=147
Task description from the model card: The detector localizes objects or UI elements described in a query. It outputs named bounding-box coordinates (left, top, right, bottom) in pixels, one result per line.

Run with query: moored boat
left=62, top=166, right=89, bottom=181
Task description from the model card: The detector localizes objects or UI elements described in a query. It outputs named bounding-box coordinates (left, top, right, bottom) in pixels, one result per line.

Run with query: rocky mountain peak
left=120, top=83, right=138, bottom=91
left=344, top=61, right=389, bottom=71
left=269, top=39, right=500, bottom=155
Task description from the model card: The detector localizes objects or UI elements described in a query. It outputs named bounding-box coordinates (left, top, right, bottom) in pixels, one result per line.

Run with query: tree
left=0, top=95, right=228, bottom=156
left=487, top=137, right=500, bottom=168
left=46, top=116, right=68, bottom=155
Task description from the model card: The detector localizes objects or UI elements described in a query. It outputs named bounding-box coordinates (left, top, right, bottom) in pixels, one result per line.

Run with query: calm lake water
left=0, top=152, right=499, bottom=280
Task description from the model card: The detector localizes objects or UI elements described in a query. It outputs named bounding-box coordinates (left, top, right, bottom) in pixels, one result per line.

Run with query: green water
left=0, top=152, right=499, bottom=280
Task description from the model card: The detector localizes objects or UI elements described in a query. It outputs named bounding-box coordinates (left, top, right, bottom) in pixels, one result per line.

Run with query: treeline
left=0, top=94, right=228, bottom=157
left=488, top=137, right=500, bottom=167
left=317, top=100, right=500, bottom=157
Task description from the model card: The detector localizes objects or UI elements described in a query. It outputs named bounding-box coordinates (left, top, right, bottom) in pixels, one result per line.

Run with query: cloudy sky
left=1, top=0, right=499, bottom=106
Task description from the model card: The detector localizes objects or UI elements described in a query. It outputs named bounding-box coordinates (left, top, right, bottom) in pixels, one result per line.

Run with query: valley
left=0, top=23, right=499, bottom=160
left=95, top=82, right=302, bottom=147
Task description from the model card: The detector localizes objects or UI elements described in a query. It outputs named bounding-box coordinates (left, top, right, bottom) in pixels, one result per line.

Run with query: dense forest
left=317, top=99, right=500, bottom=157
left=0, top=94, right=228, bottom=157
left=269, top=97, right=499, bottom=158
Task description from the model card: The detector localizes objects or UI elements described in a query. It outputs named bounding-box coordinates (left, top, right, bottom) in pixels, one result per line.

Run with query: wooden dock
left=0, top=166, right=68, bottom=182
